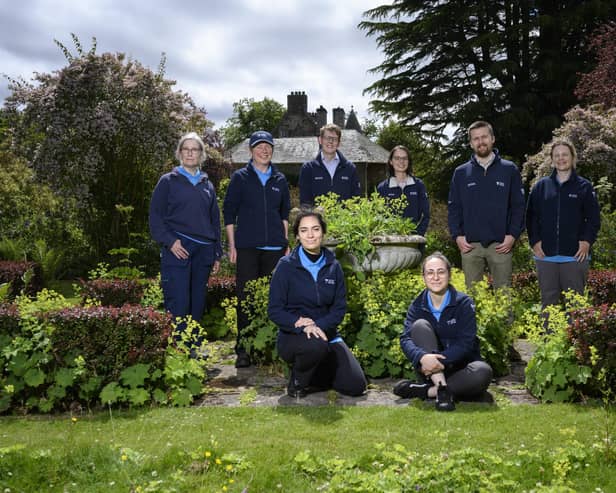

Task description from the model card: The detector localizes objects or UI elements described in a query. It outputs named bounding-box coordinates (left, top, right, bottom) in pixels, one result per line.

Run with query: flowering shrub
left=78, top=278, right=145, bottom=306
left=0, top=260, right=43, bottom=298
left=568, top=304, right=616, bottom=395
left=586, top=270, right=616, bottom=305
left=522, top=105, right=616, bottom=207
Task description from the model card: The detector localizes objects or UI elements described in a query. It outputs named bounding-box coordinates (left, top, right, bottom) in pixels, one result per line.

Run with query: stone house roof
left=226, top=129, right=389, bottom=165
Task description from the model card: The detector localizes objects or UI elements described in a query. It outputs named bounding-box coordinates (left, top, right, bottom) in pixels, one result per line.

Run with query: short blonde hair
left=319, top=123, right=342, bottom=140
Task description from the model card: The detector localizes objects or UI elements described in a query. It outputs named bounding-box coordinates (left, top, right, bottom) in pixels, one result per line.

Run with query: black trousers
left=410, top=319, right=492, bottom=399
left=235, top=248, right=284, bottom=353
left=277, top=332, right=367, bottom=397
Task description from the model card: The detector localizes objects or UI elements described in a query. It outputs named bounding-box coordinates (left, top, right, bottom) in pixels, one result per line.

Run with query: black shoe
left=287, top=376, right=307, bottom=398
left=435, top=383, right=455, bottom=412
left=393, top=380, right=430, bottom=399
left=235, top=352, right=251, bottom=368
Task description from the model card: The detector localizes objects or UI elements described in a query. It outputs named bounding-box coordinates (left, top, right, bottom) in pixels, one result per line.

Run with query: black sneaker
left=393, top=380, right=430, bottom=399
left=435, top=383, right=455, bottom=412
left=235, top=352, right=251, bottom=368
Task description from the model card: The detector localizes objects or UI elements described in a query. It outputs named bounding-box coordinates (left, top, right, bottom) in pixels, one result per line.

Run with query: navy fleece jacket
left=526, top=169, right=600, bottom=257
left=448, top=150, right=525, bottom=246
left=223, top=161, right=290, bottom=249
left=149, top=167, right=222, bottom=257
left=268, top=246, right=346, bottom=341
left=298, top=150, right=361, bottom=206
left=400, top=286, right=482, bottom=372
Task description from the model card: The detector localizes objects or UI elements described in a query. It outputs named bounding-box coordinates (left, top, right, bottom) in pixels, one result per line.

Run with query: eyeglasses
left=181, top=147, right=201, bottom=154
left=321, top=136, right=339, bottom=143
left=424, top=269, right=447, bottom=278
left=392, top=156, right=409, bottom=162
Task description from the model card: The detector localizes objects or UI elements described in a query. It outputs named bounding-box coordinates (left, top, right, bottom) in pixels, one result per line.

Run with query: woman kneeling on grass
left=268, top=210, right=367, bottom=398
left=395, top=252, right=493, bottom=411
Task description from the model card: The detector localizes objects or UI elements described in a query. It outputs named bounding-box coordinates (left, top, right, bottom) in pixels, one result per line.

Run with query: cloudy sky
left=1, top=0, right=389, bottom=129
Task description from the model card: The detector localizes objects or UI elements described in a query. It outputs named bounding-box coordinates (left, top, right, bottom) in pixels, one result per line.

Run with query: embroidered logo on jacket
left=467, top=182, right=476, bottom=188
left=314, top=176, right=324, bottom=180
left=495, top=181, right=505, bottom=187
left=323, top=278, right=336, bottom=285
left=271, top=186, right=280, bottom=192
left=568, top=193, right=578, bottom=198
left=446, top=319, right=457, bottom=325
left=340, top=176, right=349, bottom=181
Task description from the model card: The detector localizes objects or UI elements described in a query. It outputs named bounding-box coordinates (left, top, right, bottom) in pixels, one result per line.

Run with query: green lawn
left=1, top=403, right=613, bottom=492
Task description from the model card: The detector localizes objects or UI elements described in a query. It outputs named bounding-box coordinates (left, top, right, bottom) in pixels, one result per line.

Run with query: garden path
left=196, top=340, right=539, bottom=407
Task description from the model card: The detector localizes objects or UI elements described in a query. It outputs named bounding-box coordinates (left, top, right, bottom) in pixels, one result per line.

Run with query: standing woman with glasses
left=394, top=252, right=492, bottom=411
left=149, top=132, right=221, bottom=357
left=376, top=145, right=430, bottom=237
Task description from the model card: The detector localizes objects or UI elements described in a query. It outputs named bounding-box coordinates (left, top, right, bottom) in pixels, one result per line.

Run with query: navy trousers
left=161, top=238, right=215, bottom=346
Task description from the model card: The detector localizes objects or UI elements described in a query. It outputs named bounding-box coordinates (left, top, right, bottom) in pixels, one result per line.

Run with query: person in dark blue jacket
left=395, top=252, right=493, bottom=411
left=298, top=124, right=361, bottom=207
left=223, top=130, right=291, bottom=368
left=448, top=121, right=525, bottom=290
left=526, top=140, right=600, bottom=310
left=149, top=132, right=222, bottom=357
left=376, top=145, right=430, bottom=236
left=268, top=210, right=367, bottom=398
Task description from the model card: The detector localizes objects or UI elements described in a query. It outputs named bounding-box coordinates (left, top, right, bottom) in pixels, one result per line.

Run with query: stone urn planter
left=326, top=234, right=425, bottom=274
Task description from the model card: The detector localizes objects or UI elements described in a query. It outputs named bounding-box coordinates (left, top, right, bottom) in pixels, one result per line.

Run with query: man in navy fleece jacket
left=448, top=121, right=525, bottom=290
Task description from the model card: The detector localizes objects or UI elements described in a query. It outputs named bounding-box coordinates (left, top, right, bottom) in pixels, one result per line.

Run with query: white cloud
left=0, top=0, right=387, bottom=128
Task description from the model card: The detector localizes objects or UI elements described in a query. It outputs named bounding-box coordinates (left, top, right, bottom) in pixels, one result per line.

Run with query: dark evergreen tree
left=360, top=1, right=616, bottom=164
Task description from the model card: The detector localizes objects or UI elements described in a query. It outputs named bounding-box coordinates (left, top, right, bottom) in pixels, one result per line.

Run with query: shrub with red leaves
left=586, top=270, right=616, bottom=306
left=45, top=304, right=172, bottom=381
left=511, top=271, right=539, bottom=302
left=0, top=303, right=19, bottom=338
left=79, top=278, right=145, bottom=307
left=0, top=261, right=43, bottom=298
left=568, top=304, right=616, bottom=394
